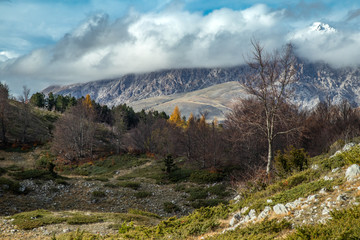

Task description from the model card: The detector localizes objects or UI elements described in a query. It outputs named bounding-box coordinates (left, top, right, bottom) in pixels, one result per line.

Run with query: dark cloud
left=346, top=9, right=360, bottom=21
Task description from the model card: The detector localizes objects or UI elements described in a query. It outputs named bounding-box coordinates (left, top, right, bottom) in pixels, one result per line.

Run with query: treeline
left=49, top=93, right=360, bottom=177
left=1, top=85, right=360, bottom=179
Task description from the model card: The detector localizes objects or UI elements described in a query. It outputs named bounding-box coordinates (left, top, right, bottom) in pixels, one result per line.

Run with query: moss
left=10, top=169, right=56, bottom=180
left=0, top=177, right=21, bottom=193
left=189, top=170, right=223, bottom=184
left=66, top=215, right=103, bottom=225
left=127, top=209, right=161, bottom=219
left=11, top=210, right=64, bottom=230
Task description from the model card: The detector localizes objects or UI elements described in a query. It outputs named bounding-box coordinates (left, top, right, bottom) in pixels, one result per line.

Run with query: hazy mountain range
left=43, top=60, right=360, bottom=121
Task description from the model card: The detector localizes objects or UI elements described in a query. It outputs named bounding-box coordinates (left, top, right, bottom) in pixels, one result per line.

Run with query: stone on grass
left=248, top=209, right=257, bottom=220
left=258, top=206, right=272, bottom=219
left=346, top=164, right=360, bottom=181
left=273, top=204, right=288, bottom=215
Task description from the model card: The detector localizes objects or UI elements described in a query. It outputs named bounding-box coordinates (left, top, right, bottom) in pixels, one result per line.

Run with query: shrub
left=127, top=209, right=161, bottom=219
left=189, top=170, right=223, bottom=184
left=275, top=146, right=309, bottom=177
left=191, top=199, right=227, bottom=209
left=163, top=154, right=177, bottom=174
left=0, top=167, right=6, bottom=176
left=168, top=169, right=192, bottom=183
left=66, top=215, right=103, bottom=225
left=119, top=181, right=141, bottom=190
left=92, top=191, right=106, bottom=198
left=10, top=169, right=55, bottom=180
left=163, top=202, right=180, bottom=213
left=134, top=191, right=152, bottom=198
left=339, top=145, right=360, bottom=165
left=0, top=177, right=21, bottom=193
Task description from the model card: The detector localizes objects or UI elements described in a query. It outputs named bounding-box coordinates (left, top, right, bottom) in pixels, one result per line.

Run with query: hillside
left=2, top=141, right=360, bottom=239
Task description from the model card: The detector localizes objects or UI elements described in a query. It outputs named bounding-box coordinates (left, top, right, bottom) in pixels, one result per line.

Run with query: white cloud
left=2, top=2, right=360, bottom=94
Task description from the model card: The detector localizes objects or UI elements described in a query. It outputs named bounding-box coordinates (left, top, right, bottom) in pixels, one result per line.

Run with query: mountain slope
left=43, top=61, right=360, bottom=115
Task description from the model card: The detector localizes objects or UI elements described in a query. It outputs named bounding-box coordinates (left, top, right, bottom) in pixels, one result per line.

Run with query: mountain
left=43, top=61, right=360, bottom=119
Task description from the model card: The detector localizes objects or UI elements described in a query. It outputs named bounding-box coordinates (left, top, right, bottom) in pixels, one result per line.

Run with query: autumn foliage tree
left=169, top=106, right=184, bottom=127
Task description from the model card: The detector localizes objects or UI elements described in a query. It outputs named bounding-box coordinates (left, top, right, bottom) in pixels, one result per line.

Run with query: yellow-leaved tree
left=169, top=106, right=184, bottom=126
left=83, top=94, right=93, bottom=108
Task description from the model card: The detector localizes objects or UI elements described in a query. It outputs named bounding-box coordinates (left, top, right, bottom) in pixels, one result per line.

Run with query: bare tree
left=242, top=40, right=298, bottom=175
left=52, top=100, right=96, bottom=162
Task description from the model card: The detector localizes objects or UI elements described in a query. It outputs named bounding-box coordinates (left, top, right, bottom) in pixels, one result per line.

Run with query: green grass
left=63, top=154, right=149, bottom=177
left=9, top=209, right=162, bottom=231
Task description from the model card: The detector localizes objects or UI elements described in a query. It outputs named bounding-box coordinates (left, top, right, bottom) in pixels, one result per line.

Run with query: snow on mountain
left=42, top=60, right=360, bottom=120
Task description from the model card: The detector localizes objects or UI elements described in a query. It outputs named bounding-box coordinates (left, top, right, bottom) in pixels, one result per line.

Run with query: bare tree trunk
left=266, top=139, right=273, bottom=175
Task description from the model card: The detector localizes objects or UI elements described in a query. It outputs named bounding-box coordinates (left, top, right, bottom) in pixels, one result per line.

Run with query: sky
left=1, top=0, right=360, bottom=96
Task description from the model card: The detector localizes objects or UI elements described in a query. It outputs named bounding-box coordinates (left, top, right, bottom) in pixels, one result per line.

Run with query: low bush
left=288, top=206, right=360, bottom=239
left=127, top=209, right=161, bottom=219
left=66, top=215, right=103, bottom=225
left=10, top=169, right=56, bottom=180
left=274, top=146, right=309, bottom=177
left=119, top=181, right=141, bottom=190
left=0, top=167, right=6, bottom=176
left=134, top=191, right=152, bottom=198
left=163, top=202, right=180, bottom=213
left=189, top=170, right=223, bottom=184
left=207, top=219, right=292, bottom=240
left=92, top=191, right=106, bottom=198
left=168, top=169, right=192, bottom=183
left=191, top=199, right=227, bottom=209
left=0, top=177, right=21, bottom=193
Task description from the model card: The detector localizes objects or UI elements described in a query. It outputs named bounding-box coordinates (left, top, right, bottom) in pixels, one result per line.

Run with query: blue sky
left=1, top=0, right=360, bottom=95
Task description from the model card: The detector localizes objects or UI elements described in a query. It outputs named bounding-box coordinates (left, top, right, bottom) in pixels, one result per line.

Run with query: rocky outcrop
left=345, top=164, right=360, bottom=181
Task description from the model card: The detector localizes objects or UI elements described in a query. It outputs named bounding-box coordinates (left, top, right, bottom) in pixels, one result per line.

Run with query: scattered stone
left=311, top=164, right=319, bottom=170
left=258, top=206, right=272, bottom=219
left=285, top=202, right=297, bottom=210
left=229, top=213, right=241, bottom=227
left=273, top=204, right=288, bottom=215
left=333, top=186, right=339, bottom=190
left=307, top=194, right=318, bottom=201
left=343, top=143, right=355, bottom=152
left=319, top=188, right=327, bottom=194
left=266, top=199, right=273, bottom=203
left=346, top=164, right=360, bottom=181
left=337, top=194, right=349, bottom=202
left=63, top=229, right=71, bottom=233
left=233, top=195, right=241, bottom=202
left=323, top=176, right=333, bottom=181
left=332, top=167, right=340, bottom=173
left=248, top=209, right=257, bottom=220
left=240, top=207, right=249, bottom=214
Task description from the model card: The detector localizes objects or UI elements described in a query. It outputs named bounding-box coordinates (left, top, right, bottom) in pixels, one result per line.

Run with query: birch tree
left=242, top=40, right=298, bottom=175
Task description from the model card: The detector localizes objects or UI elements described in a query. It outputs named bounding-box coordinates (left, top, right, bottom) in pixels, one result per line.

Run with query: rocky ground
left=220, top=163, right=360, bottom=237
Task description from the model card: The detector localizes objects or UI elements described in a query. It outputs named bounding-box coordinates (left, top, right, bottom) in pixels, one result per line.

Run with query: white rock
left=233, top=195, right=241, bottom=202
left=229, top=213, right=242, bottom=227
left=323, top=176, right=333, bottom=181
left=240, top=207, right=249, bottom=214
left=319, top=188, right=327, bottom=194
left=266, top=199, right=273, bottom=203
left=337, top=194, right=348, bottom=202
left=332, top=167, right=340, bottom=173
left=346, top=164, right=360, bottom=181
left=285, top=202, right=297, bottom=209
left=258, top=206, right=272, bottom=219
left=307, top=194, right=318, bottom=201
left=343, top=143, right=355, bottom=152
left=311, top=164, right=319, bottom=170
left=273, top=204, right=288, bottom=215
left=248, top=209, right=257, bottom=220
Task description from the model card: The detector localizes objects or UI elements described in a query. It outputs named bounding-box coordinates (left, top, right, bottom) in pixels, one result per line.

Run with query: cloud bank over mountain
left=1, top=1, right=360, bottom=93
